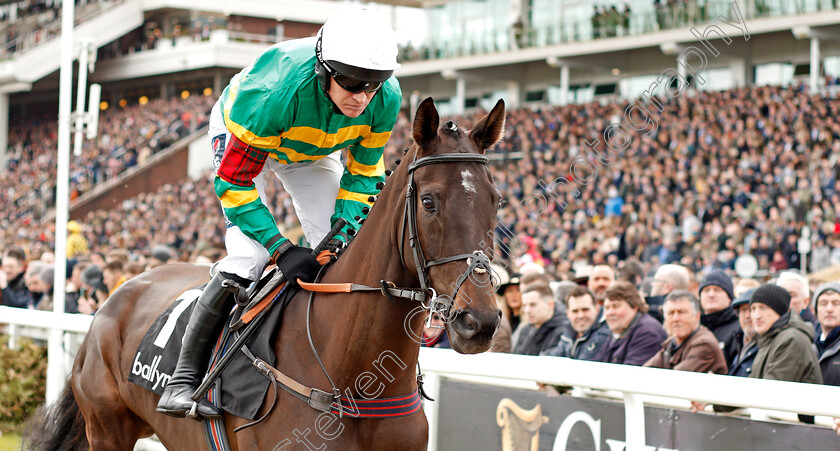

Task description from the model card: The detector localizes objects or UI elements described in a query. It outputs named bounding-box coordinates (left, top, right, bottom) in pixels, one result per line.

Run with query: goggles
left=327, top=64, right=383, bottom=94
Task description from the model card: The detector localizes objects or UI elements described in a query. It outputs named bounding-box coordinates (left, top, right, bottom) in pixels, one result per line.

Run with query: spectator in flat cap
left=727, top=288, right=759, bottom=378
left=617, top=259, right=645, bottom=289
left=699, top=270, right=742, bottom=366
left=551, top=280, right=579, bottom=310
left=777, top=271, right=817, bottom=328
left=813, top=282, right=840, bottom=386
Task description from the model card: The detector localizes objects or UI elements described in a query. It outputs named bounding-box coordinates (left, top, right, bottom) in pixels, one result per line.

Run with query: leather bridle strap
left=300, top=153, right=492, bottom=310
left=297, top=279, right=428, bottom=303
left=400, top=153, right=490, bottom=295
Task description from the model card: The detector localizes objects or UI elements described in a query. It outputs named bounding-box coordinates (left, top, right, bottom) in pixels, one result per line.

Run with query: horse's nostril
left=452, top=312, right=479, bottom=339
left=464, top=314, right=478, bottom=331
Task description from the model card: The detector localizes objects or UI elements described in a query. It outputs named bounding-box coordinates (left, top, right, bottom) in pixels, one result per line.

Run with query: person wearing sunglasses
left=157, top=6, right=401, bottom=419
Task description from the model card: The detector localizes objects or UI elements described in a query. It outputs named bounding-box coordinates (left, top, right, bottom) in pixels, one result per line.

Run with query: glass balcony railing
left=0, top=0, right=127, bottom=61
left=399, top=0, right=840, bottom=63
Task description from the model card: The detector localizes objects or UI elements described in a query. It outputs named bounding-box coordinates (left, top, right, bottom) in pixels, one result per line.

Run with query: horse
left=26, top=97, right=506, bottom=451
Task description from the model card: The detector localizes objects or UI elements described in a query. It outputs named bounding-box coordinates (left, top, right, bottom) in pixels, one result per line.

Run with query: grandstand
left=2, top=0, right=840, bottom=449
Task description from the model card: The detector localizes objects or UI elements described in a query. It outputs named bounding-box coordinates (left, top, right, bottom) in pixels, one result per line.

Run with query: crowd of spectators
left=2, top=93, right=214, bottom=227
left=3, top=85, right=840, bottom=270
left=451, top=261, right=839, bottom=423
left=4, top=82, right=840, bottom=298
left=414, top=82, right=840, bottom=423
left=478, top=84, right=840, bottom=280
left=0, top=0, right=120, bottom=60
left=2, top=78, right=840, bottom=425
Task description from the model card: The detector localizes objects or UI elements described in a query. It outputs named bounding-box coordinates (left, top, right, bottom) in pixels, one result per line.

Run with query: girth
left=218, top=152, right=493, bottom=428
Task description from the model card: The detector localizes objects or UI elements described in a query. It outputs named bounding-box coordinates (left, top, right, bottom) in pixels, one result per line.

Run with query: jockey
left=157, top=7, right=402, bottom=419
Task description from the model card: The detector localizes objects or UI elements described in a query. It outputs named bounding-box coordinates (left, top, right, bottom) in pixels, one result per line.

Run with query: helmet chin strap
left=315, top=37, right=345, bottom=116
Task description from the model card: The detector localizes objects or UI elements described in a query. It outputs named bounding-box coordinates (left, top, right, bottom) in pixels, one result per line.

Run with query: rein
left=242, top=152, right=495, bottom=424
left=301, top=152, right=494, bottom=322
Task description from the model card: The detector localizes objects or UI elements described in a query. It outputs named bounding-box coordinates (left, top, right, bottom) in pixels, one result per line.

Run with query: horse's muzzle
left=449, top=307, right=501, bottom=353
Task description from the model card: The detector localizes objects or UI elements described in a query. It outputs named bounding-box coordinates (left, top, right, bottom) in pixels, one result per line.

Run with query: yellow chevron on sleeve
left=347, top=153, right=384, bottom=177
left=223, top=74, right=284, bottom=149
left=359, top=131, right=391, bottom=149
left=270, top=147, right=330, bottom=164
left=337, top=188, right=374, bottom=206
left=283, top=125, right=371, bottom=148
left=220, top=188, right=260, bottom=209
left=224, top=117, right=284, bottom=149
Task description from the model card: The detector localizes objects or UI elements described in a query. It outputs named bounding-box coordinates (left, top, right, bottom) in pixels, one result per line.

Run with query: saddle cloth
left=129, top=271, right=290, bottom=420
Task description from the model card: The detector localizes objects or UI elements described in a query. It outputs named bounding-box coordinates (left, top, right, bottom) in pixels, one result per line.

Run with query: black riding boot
left=156, top=273, right=236, bottom=419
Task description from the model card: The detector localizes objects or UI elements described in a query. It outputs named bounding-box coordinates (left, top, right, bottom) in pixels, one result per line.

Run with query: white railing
left=0, top=306, right=167, bottom=450
left=0, top=306, right=93, bottom=347
left=418, top=347, right=840, bottom=451
left=4, top=309, right=839, bottom=451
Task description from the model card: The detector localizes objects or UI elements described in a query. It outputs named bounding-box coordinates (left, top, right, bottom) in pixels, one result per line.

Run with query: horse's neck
left=315, top=157, right=425, bottom=395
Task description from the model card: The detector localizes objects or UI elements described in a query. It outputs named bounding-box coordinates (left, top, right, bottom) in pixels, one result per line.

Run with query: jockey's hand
left=327, top=238, right=347, bottom=254
left=272, top=245, right=320, bottom=287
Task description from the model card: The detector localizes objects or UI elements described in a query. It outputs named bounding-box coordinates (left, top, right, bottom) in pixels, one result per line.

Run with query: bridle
left=397, top=151, right=494, bottom=324
left=285, top=149, right=500, bottom=416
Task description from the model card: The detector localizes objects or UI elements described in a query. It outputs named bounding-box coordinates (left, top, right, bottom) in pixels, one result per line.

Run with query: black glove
left=272, top=245, right=321, bottom=287
left=326, top=238, right=347, bottom=255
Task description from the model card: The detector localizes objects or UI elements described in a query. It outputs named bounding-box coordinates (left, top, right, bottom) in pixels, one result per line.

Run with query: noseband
left=398, top=152, right=493, bottom=323
left=298, top=152, right=496, bottom=321
left=289, top=151, right=497, bottom=411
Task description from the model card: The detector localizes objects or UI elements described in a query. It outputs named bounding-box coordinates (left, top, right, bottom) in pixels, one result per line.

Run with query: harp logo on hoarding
left=552, top=410, right=679, bottom=451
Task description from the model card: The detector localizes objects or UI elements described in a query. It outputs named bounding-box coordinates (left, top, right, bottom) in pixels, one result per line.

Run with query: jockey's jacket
left=215, top=37, right=402, bottom=254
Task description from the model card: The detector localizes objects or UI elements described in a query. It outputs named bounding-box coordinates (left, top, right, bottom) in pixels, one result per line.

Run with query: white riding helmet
left=315, top=6, right=400, bottom=93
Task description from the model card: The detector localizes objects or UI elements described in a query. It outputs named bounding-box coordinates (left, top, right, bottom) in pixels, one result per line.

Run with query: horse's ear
left=468, top=99, right=505, bottom=154
left=412, top=97, right=439, bottom=149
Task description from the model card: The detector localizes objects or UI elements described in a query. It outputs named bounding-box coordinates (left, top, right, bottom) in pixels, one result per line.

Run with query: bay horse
left=27, top=97, right=505, bottom=451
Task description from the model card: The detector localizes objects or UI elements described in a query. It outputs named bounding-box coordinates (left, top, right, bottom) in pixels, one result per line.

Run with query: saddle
left=128, top=263, right=297, bottom=419
left=211, top=262, right=283, bottom=330
left=131, top=216, right=435, bottom=423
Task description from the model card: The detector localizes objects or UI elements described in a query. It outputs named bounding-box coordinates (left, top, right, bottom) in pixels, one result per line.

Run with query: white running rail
left=418, top=347, right=840, bottom=451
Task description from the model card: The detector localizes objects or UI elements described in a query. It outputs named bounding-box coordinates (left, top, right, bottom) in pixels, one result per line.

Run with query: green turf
left=0, top=432, right=21, bottom=451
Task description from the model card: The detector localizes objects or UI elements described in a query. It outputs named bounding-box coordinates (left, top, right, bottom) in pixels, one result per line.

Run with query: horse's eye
left=422, top=196, right=435, bottom=212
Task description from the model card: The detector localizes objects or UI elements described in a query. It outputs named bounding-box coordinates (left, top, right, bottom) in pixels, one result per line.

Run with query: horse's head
left=400, top=97, right=505, bottom=354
